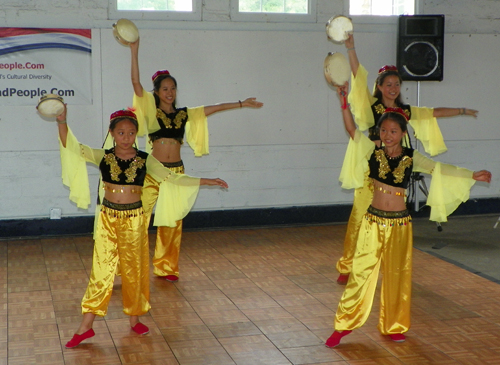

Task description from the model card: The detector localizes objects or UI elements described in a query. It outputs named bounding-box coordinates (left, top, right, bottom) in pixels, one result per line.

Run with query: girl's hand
left=344, top=33, right=354, bottom=49
left=241, top=97, right=263, bottom=108
left=56, top=104, right=67, bottom=123
left=472, top=170, right=492, bottom=183
left=336, top=82, right=349, bottom=105
left=465, top=108, right=478, bottom=118
left=201, top=178, right=228, bottom=188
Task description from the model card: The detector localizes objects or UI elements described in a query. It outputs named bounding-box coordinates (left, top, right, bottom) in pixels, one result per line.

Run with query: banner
left=0, top=28, right=92, bottom=106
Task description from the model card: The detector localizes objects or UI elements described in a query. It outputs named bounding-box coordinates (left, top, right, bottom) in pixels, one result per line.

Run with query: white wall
left=0, top=1, right=499, bottom=220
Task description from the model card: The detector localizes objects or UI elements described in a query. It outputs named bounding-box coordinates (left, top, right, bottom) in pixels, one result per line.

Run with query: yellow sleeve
left=185, top=106, right=209, bottom=156
left=146, top=155, right=201, bottom=227
left=58, top=127, right=104, bottom=209
left=132, top=88, right=160, bottom=137
left=339, top=129, right=375, bottom=189
left=409, top=106, right=447, bottom=156
left=413, top=151, right=475, bottom=222
left=348, top=64, right=377, bottom=131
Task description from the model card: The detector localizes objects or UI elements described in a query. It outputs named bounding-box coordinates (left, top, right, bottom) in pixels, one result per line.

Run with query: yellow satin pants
left=335, top=207, right=413, bottom=335
left=142, top=162, right=184, bottom=277
left=82, top=204, right=151, bottom=317
left=336, top=178, right=373, bottom=274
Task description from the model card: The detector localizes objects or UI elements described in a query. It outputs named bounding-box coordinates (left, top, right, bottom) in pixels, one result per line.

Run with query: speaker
left=397, top=15, right=445, bottom=81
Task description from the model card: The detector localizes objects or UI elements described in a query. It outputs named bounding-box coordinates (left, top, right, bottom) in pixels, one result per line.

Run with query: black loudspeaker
left=397, top=15, right=445, bottom=81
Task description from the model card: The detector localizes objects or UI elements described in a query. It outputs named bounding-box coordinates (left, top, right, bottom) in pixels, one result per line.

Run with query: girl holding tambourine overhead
left=128, top=39, right=263, bottom=283
left=54, top=106, right=227, bottom=348
left=334, top=33, right=479, bottom=286
left=325, top=83, right=491, bottom=348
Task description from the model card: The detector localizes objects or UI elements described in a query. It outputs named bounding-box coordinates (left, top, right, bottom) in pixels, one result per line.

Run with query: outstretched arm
left=56, top=104, right=69, bottom=147
left=204, top=97, right=263, bottom=117
left=433, top=107, right=478, bottom=118
left=344, top=34, right=359, bottom=77
left=130, top=39, right=144, bottom=97
left=337, top=83, right=356, bottom=139
left=200, top=178, right=229, bottom=188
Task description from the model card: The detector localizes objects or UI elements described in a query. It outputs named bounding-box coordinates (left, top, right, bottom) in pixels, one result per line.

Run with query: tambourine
left=36, top=94, right=65, bottom=118
left=326, top=15, right=353, bottom=43
left=112, top=18, right=139, bottom=46
left=324, top=52, right=351, bottom=87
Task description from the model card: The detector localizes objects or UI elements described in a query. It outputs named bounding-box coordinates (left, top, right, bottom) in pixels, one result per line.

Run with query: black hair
left=153, top=74, right=178, bottom=109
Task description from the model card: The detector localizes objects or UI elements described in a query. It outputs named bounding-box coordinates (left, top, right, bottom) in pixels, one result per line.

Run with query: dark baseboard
left=1, top=197, right=499, bottom=239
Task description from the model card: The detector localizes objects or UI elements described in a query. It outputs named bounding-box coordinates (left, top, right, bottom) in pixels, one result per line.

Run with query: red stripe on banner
left=0, top=28, right=91, bottom=38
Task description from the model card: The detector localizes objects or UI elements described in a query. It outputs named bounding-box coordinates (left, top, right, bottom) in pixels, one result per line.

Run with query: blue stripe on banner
left=0, top=33, right=91, bottom=56
left=0, top=43, right=91, bottom=56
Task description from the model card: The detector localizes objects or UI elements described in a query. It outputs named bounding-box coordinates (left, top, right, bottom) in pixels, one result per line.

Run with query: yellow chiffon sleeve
left=413, top=151, right=475, bottom=222
left=146, top=155, right=201, bottom=227
left=348, top=64, right=377, bottom=131
left=185, top=106, right=209, bottom=156
left=132, top=88, right=160, bottom=137
left=59, top=127, right=104, bottom=210
left=409, top=106, right=447, bottom=156
left=339, top=129, right=375, bottom=189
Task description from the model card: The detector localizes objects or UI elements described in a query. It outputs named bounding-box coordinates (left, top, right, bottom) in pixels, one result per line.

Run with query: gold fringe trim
left=100, top=205, right=144, bottom=218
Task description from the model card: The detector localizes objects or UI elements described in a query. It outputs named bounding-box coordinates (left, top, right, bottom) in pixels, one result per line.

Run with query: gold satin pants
left=142, top=161, right=184, bottom=277
left=335, top=207, right=413, bottom=335
left=336, top=178, right=373, bottom=274
left=82, top=202, right=151, bottom=317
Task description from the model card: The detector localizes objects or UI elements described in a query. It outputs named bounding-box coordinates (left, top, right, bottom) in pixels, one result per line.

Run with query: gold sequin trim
left=161, top=161, right=185, bottom=174
left=104, top=151, right=146, bottom=183
left=375, top=149, right=390, bottom=179
left=374, top=103, right=386, bottom=115
left=393, top=155, right=412, bottom=183
left=376, top=186, right=405, bottom=196
left=374, top=103, right=411, bottom=119
left=101, top=199, right=144, bottom=218
left=104, top=153, right=122, bottom=182
left=367, top=205, right=410, bottom=218
left=156, top=108, right=187, bottom=129
left=374, top=149, right=412, bottom=184
left=102, top=183, right=142, bottom=194
left=124, top=156, right=146, bottom=183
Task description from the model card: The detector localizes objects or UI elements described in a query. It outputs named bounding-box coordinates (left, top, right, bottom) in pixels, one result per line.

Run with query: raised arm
left=433, top=107, right=478, bottom=118
left=337, top=83, right=356, bottom=139
left=130, top=39, right=144, bottom=97
left=344, top=34, right=359, bottom=77
left=203, top=97, right=263, bottom=117
left=56, top=104, right=69, bottom=147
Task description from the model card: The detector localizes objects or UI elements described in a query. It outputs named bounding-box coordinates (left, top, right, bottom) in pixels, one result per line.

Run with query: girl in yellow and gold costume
left=56, top=107, right=228, bottom=348
left=129, top=39, right=263, bottom=282
left=336, top=33, right=479, bottom=285
left=325, top=83, right=491, bottom=347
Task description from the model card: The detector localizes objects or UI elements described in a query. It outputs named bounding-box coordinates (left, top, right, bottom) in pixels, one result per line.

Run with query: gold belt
left=102, top=184, right=142, bottom=194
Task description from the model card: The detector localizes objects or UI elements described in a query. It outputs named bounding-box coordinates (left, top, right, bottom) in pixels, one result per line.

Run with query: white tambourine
left=112, top=18, right=139, bottom=46
left=326, top=15, right=353, bottom=43
left=36, top=94, right=65, bottom=118
left=324, top=52, right=351, bottom=86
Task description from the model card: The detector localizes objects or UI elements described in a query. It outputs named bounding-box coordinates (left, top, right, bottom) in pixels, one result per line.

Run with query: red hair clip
left=384, top=107, right=409, bottom=121
left=152, top=69, right=170, bottom=82
left=378, top=65, right=398, bottom=74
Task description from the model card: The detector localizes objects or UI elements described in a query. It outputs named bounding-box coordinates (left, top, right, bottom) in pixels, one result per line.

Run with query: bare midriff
left=151, top=138, right=181, bottom=163
left=103, top=183, right=142, bottom=204
left=371, top=180, right=407, bottom=212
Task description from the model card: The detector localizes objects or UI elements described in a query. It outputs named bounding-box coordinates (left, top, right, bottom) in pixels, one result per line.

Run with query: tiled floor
left=2, top=215, right=500, bottom=364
